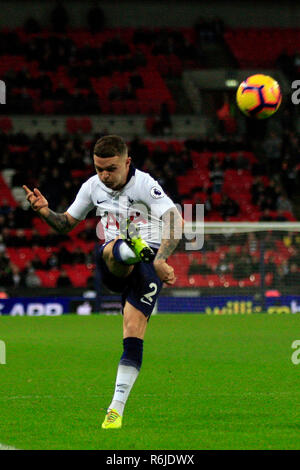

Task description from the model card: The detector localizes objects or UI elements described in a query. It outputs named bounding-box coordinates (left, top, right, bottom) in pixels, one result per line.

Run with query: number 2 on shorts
left=140, top=282, right=158, bottom=306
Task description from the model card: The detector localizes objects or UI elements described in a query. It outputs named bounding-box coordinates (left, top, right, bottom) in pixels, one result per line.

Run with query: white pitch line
left=0, top=443, right=18, bottom=450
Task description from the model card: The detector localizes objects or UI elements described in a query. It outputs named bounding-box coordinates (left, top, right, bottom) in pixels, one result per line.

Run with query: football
left=236, top=74, right=282, bottom=119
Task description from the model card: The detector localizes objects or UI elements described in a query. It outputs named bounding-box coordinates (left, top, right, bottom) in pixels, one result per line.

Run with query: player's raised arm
left=23, top=185, right=80, bottom=234
left=154, top=206, right=184, bottom=285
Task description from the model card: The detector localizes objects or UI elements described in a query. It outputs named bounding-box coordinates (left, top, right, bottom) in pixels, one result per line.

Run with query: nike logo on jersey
left=97, top=199, right=107, bottom=204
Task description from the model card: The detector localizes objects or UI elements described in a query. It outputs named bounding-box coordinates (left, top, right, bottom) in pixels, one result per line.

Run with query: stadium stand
left=0, top=26, right=208, bottom=116
left=0, top=127, right=298, bottom=291
left=1, top=15, right=300, bottom=295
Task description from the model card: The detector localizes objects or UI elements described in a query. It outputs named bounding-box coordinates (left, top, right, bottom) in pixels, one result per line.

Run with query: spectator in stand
left=78, top=220, right=97, bottom=243
left=288, top=248, right=300, bottom=268
left=30, top=255, right=45, bottom=270
left=222, top=153, right=235, bottom=170
left=57, top=269, right=72, bottom=287
left=219, top=195, right=239, bottom=220
left=87, top=1, right=105, bottom=33
left=216, top=255, right=232, bottom=275
left=57, top=246, right=74, bottom=265
left=264, top=179, right=279, bottom=206
left=247, top=232, right=258, bottom=255
left=158, top=102, right=173, bottom=136
left=202, top=234, right=215, bottom=251
left=210, top=160, right=224, bottom=193
left=293, top=50, right=300, bottom=70
left=162, top=166, right=180, bottom=202
left=233, top=253, right=253, bottom=280
left=30, top=228, right=44, bottom=247
left=251, top=254, right=260, bottom=273
left=3, top=229, right=28, bottom=247
left=121, top=83, right=136, bottom=100
left=23, top=17, right=41, bottom=34
left=43, top=228, right=68, bottom=247
left=284, top=263, right=300, bottom=286
left=188, top=254, right=213, bottom=275
left=72, top=247, right=87, bottom=265
left=276, top=194, right=293, bottom=214
left=130, top=73, right=144, bottom=91
left=275, top=210, right=288, bottom=221
left=0, top=247, right=10, bottom=272
left=204, top=195, right=213, bottom=218
left=251, top=176, right=266, bottom=206
left=281, top=160, right=298, bottom=199
left=0, top=215, right=6, bottom=233
left=53, top=84, right=72, bottom=104
left=129, top=136, right=149, bottom=169
left=263, top=131, right=282, bottom=173
left=208, top=154, right=219, bottom=171
left=276, top=49, right=295, bottom=79
left=265, top=255, right=277, bottom=275
left=272, top=264, right=286, bottom=289
left=10, top=264, right=25, bottom=289
left=109, top=85, right=122, bottom=101
left=0, top=260, right=23, bottom=289
left=50, top=1, right=69, bottom=33
left=24, top=265, right=41, bottom=288
left=259, top=194, right=276, bottom=212
left=259, top=208, right=274, bottom=221
left=45, top=253, right=60, bottom=269
left=224, top=246, right=239, bottom=265
left=236, top=152, right=249, bottom=170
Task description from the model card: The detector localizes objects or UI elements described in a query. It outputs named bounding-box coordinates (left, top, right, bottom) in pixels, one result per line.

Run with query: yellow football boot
left=101, top=409, right=122, bottom=429
left=120, top=218, right=155, bottom=263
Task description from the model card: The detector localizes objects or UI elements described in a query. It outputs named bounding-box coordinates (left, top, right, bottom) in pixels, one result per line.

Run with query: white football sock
left=118, top=241, right=139, bottom=264
left=108, top=364, right=140, bottom=416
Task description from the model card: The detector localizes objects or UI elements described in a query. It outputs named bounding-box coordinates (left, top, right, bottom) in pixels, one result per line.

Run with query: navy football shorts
left=96, top=240, right=163, bottom=318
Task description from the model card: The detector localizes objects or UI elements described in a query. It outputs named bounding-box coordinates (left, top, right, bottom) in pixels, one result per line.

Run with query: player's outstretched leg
left=120, top=218, right=155, bottom=263
left=102, top=302, right=147, bottom=429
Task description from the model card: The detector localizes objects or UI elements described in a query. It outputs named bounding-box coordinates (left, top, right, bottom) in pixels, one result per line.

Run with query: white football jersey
left=67, top=166, right=176, bottom=248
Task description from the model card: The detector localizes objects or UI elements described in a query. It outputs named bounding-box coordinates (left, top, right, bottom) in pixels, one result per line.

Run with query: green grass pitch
left=1, top=313, right=300, bottom=450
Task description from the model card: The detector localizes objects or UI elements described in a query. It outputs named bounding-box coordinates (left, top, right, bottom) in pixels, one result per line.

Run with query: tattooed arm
left=23, top=185, right=79, bottom=234
left=154, top=207, right=184, bottom=285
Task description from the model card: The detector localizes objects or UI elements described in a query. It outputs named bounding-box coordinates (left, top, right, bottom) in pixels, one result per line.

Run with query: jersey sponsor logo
left=150, top=186, right=164, bottom=199
left=97, top=199, right=107, bottom=204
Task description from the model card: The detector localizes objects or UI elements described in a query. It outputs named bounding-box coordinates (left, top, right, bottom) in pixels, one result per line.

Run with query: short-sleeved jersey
left=67, top=166, right=176, bottom=248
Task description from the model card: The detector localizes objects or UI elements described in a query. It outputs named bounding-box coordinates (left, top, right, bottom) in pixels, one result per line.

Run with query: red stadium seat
left=78, top=117, right=92, bottom=134
left=35, top=269, right=60, bottom=287
left=66, top=118, right=80, bottom=134
left=0, top=117, right=13, bottom=133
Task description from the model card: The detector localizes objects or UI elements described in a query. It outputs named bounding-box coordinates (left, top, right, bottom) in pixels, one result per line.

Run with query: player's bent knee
left=103, top=239, right=133, bottom=277
left=123, top=303, right=148, bottom=339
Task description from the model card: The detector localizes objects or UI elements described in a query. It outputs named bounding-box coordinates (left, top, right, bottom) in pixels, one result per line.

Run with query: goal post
left=158, top=222, right=300, bottom=314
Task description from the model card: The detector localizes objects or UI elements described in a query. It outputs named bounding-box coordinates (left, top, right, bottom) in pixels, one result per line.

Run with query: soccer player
left=23, top=134, right=183, bottom=429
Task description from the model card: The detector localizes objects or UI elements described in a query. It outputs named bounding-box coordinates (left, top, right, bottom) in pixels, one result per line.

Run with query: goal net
left=158, top=222, right=300, bottom=315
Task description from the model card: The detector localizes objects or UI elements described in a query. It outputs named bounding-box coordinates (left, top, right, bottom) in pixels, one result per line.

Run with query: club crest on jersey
left=150, top=187, right=164, bottom=199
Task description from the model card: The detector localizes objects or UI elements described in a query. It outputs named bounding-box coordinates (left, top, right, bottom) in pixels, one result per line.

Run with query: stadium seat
left=66, top=118, right=80, bottom=134
left=0, top=117, right=13, bottom=133
left=35, top=269, right=60, bottom=288
left=78, top=117, right=92, bottom=134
